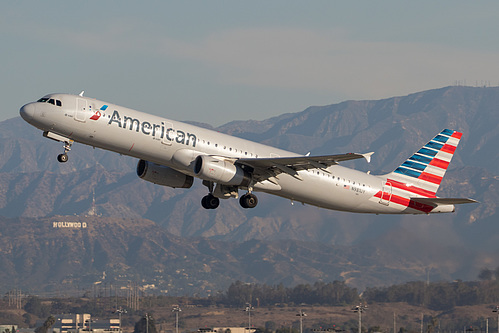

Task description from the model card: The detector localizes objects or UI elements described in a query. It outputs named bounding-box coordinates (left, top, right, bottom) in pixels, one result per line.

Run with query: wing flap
left=239, top=152, right=371, bottom=169
left=237, top=152, right=372, bottom=182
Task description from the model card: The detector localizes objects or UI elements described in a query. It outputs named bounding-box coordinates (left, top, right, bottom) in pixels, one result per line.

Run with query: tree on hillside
left=133, top=314, right=157, bottom=333
left=276, top=328, right=298, bottom=333
left=478, top=268, right=494, bottom=281
left=35, top=316, right=55, bottom=333
left=427, top=317, right=439, bottom=333
left=24, top=296, right=50, bottom=318
left=222, top=280, right=359, bottom=306
left=368, top=326, right=382, bottom=333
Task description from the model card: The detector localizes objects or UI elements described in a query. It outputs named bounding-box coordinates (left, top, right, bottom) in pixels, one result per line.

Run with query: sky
left=3, top=1, right=499, bottom=126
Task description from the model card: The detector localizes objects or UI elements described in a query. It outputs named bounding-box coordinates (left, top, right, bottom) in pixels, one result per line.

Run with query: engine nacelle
left=137, top=160, right=193, bottom=188
left=193, top=155, right=250, bottom=186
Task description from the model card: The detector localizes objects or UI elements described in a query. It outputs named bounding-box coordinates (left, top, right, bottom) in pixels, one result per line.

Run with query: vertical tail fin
left=385, top=129, right=463, bottom=198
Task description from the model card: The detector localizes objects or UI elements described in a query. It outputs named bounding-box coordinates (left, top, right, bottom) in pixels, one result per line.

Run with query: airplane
left=19, top=92, right=477, bottom=214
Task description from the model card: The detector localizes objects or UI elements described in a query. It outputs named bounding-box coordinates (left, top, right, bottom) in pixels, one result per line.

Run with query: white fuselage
left=19, top=93, right=457, bottom=214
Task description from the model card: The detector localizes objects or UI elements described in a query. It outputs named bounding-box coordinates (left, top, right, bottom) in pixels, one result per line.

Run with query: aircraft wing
left=236, top=152, right=373, bottom=182
left=410, top=197, right=479, bottom=206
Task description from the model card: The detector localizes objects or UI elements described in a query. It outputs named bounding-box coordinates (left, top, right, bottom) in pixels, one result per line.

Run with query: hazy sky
left=3, top=1, right=499, bottom=125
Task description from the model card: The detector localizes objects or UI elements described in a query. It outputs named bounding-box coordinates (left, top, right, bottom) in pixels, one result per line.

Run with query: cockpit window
left=37, top=97, right=62, bottom=107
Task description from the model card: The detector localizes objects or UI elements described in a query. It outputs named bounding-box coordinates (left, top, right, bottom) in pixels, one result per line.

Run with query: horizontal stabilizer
left=411, top=197, right=478, bottom=207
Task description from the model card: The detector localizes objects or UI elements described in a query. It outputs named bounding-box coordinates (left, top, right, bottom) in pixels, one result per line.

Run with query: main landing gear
left=201, top=193, right=220, bottom=209
left=239, top=193, right=258, bottom=209
left=57, top=140, right=73, bottom=163
left=201, top=181, right=220, bottom=209
left=201, top=181, right=258, bottom=210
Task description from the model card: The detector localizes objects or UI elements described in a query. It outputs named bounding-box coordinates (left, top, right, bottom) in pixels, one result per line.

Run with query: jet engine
left=137, top=160, right=193, bottom=188
left=193, top=155, right=250, bottom=186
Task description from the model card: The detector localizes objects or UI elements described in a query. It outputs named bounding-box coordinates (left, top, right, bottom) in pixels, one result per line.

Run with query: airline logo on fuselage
left=107, top=110, right=197, bottom=147
left=90, top=105, right=108, bottom=121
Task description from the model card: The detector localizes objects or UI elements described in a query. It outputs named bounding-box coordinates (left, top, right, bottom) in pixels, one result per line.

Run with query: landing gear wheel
left=57, top=153, right=69, bottom=163
left=239, top=193, right=258, bottom=209
left=57, top=140, right=73, bottom=163
left=201, top=194, right=220, bottom=209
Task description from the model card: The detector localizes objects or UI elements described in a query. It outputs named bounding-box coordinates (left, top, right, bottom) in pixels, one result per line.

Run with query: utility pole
left=244, top=303, right=254, bottom=333
left=492, top=306, right=499, bottom=333
left=296, top=310, right=307, bottom=333
left=115, top=307, right=127, bottom=333
left=394, top=313, right=396, bottom=333
left=172, top=305, right=181, bottom=333
left=352, top=304, right=367, bottom=333
left=420, top=313, right=424, bottom=333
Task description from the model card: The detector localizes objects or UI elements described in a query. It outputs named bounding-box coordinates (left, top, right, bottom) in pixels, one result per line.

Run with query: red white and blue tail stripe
left=387, top=129, right=462, bottom=198
left=372, top=129, right=476, bottom=214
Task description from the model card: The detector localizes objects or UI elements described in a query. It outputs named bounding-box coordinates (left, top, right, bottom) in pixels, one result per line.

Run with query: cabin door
left=379, top=181, right=392, bottom=205
left=75, top=99, right=87, bottom=122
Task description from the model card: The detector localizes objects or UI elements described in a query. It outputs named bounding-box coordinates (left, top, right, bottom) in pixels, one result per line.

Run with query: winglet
left=362, top=152, right=374, bottom=163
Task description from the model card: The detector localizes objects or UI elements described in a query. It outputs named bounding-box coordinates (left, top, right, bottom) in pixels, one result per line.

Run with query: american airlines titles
left=108, top=110, right=197, bottom=147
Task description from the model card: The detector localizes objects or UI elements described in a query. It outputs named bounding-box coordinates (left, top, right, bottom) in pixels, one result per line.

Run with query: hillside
left=0, top=215, right=475, bottom=295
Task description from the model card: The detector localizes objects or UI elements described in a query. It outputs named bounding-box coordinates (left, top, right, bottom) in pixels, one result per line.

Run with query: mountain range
left=1, top=85, right=498, bottom=295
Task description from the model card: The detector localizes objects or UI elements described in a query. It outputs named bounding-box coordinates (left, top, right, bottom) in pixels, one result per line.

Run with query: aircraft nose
left=20, top=103, right=36, bottom=122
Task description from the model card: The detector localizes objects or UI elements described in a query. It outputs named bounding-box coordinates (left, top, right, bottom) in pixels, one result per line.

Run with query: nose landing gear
left=57, top=153, right=69, bottom=163
left=57, top=140, right=73, bottom=163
